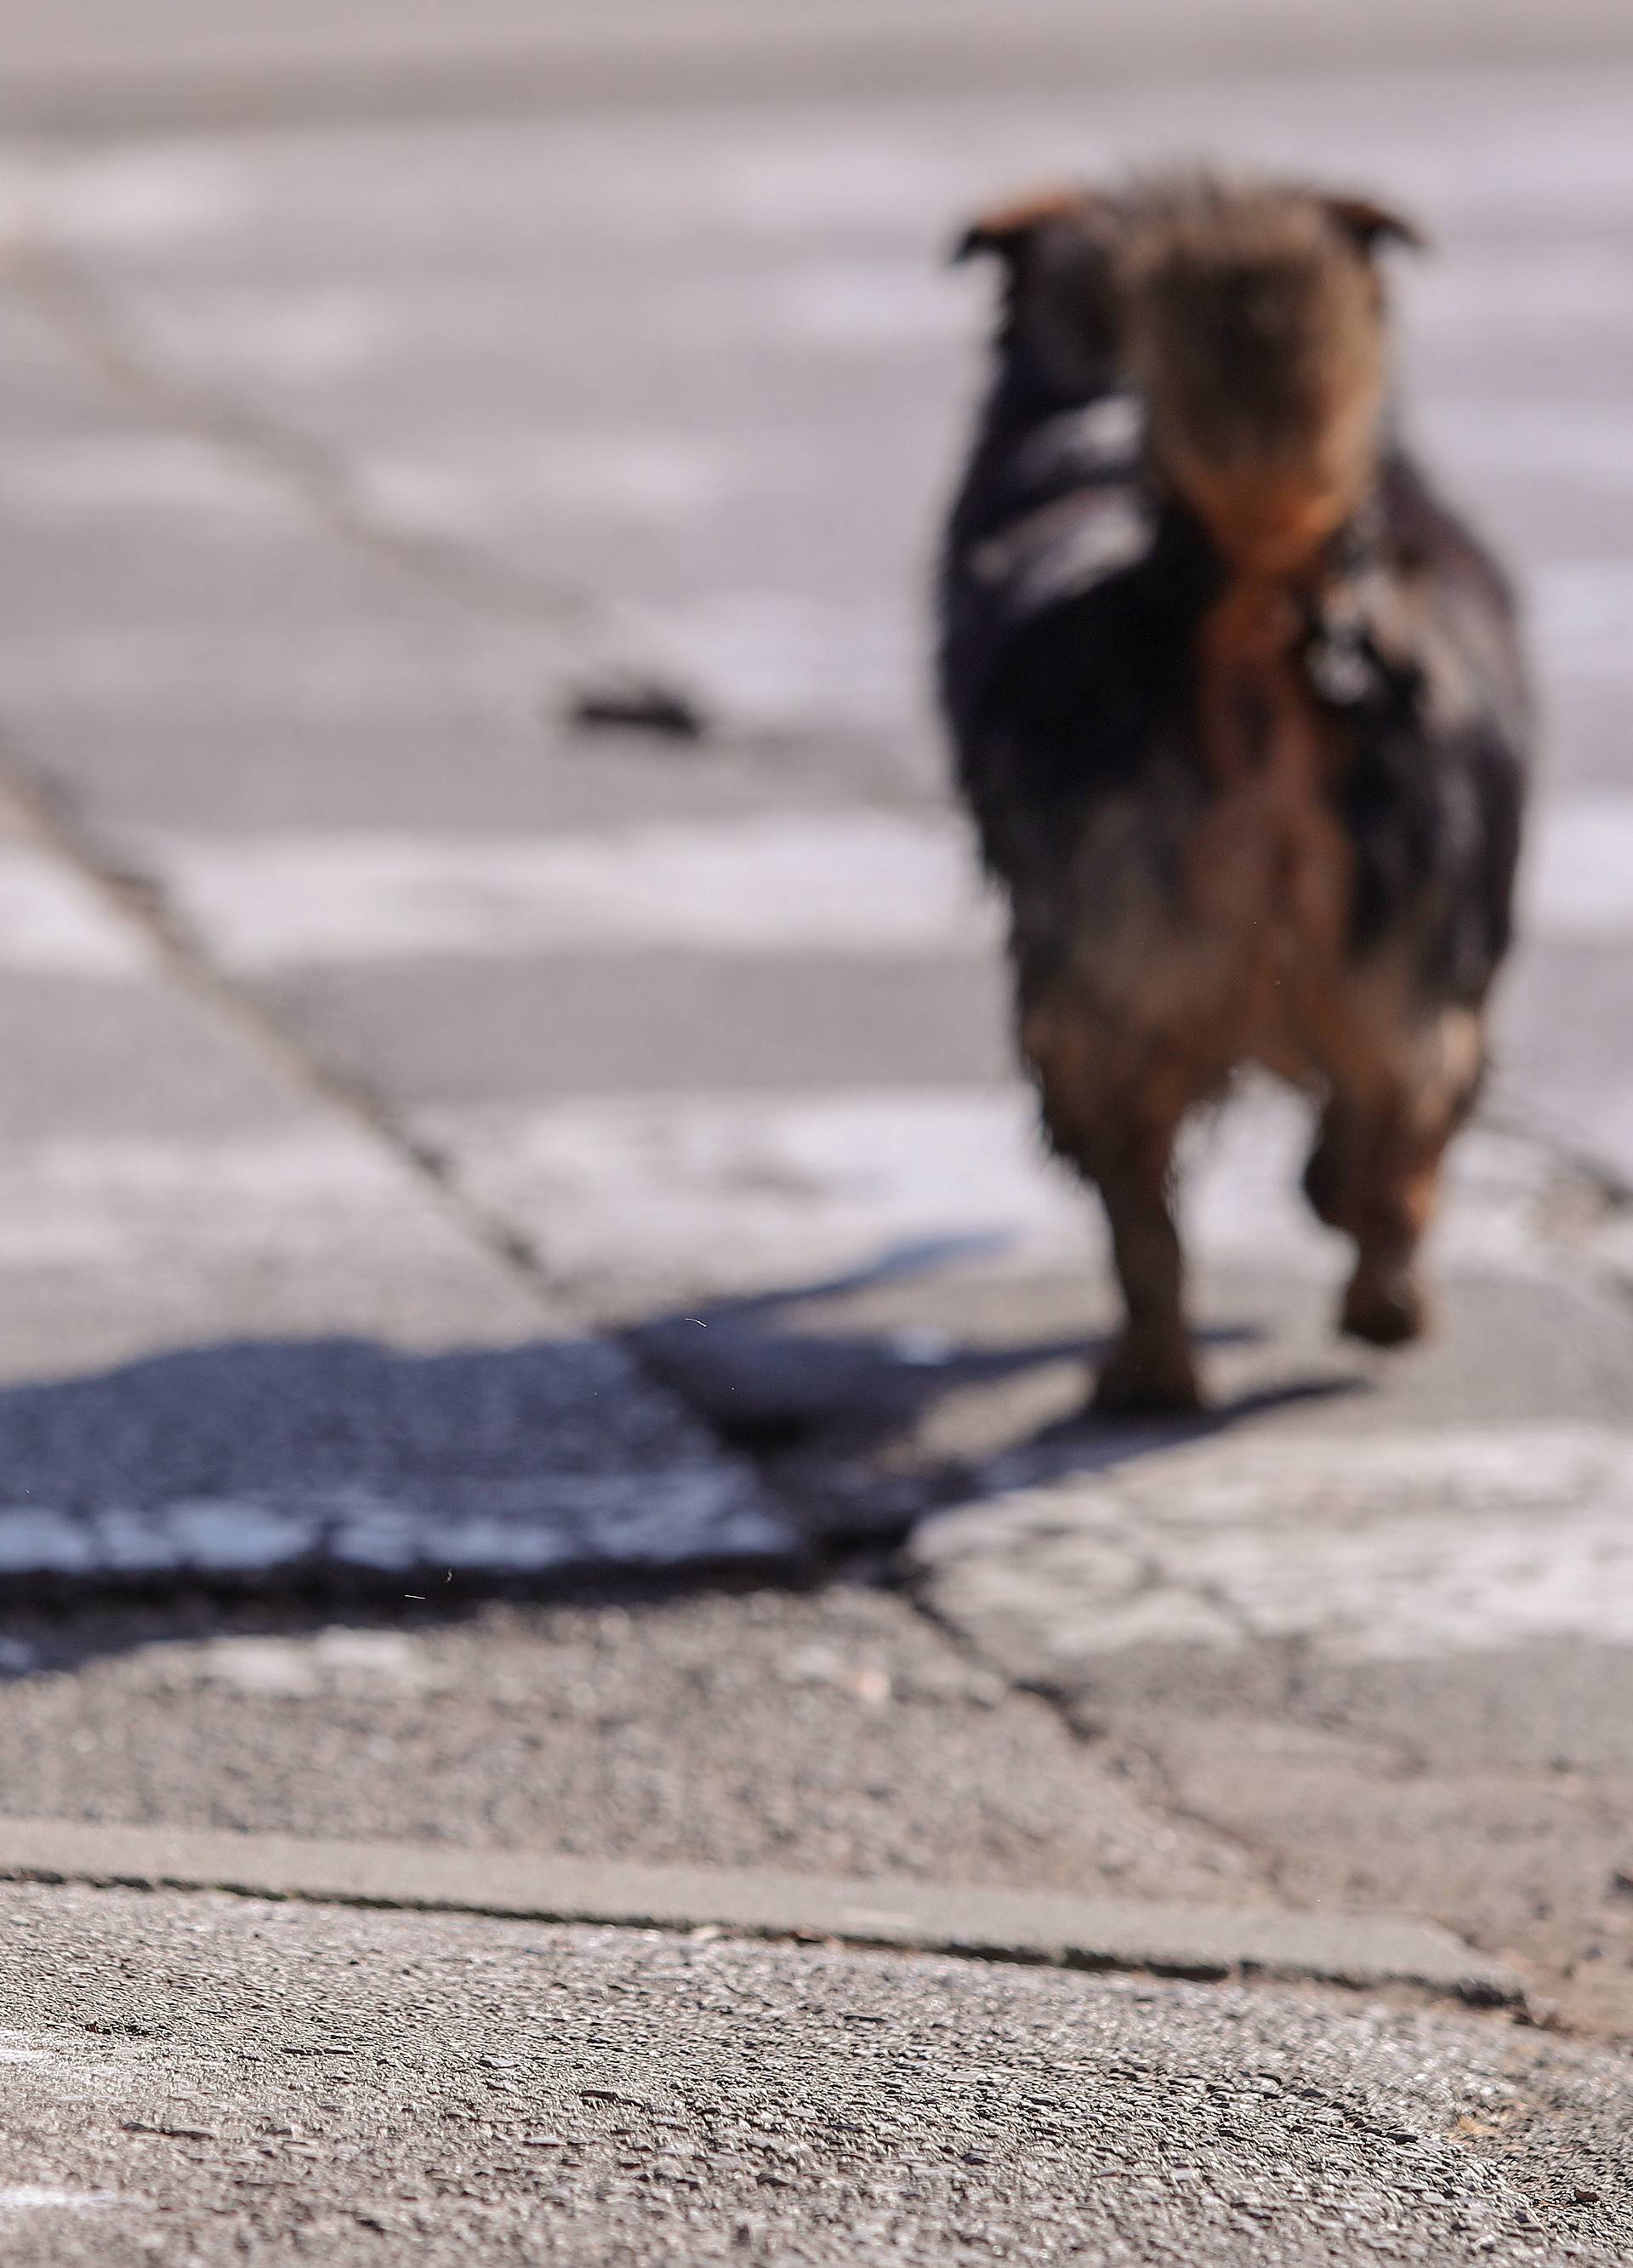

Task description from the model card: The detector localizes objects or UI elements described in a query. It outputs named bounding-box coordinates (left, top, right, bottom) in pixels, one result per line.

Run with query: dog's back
left=938, top=172, right=1531, bottom=1409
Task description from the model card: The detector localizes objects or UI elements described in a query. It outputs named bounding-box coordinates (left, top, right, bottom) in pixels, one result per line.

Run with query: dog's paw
left=1340, top=1268, right=1428, bottom=1348
left=1091, top=1334, right=1203, bottom=1417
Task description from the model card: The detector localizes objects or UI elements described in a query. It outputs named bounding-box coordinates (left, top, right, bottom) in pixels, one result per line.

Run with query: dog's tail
left=1121, top=174, right=1421, bottom=578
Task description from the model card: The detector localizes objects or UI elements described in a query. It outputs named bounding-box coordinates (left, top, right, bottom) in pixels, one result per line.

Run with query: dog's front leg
left=1026, top=999, right=1203, bottom=1413
left=1089, top=1123, right=1202, bottom=1414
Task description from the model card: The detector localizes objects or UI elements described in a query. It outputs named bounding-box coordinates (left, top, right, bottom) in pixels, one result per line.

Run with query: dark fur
left=939, top=173, right=1530, bottom=1410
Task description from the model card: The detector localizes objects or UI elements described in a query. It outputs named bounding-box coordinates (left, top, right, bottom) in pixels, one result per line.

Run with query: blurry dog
left=939, top=173, right=1529, bottom=1411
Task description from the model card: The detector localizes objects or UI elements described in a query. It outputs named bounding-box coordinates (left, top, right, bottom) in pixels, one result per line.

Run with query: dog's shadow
left=0, top=1234, right=1371, bottom=1674
left=628, top=1233, right=1371, bottom=1533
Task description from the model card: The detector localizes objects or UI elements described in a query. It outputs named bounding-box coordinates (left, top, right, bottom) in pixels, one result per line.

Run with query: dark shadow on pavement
left=0, top=1330, right=782, bottom=1605
left=0, top=1235, right=1372, bottom=1653
left=627, top=1234, right=1373, bottom=1538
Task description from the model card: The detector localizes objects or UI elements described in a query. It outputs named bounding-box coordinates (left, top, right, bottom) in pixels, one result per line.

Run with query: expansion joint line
left=0, top=210, right=678, bottom=1312
left=0, top=754, right=566, bottom=1312
left=0, top=219, right=686, bottom=691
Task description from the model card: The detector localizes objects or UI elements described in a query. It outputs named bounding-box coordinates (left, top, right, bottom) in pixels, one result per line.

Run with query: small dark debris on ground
left=561, top=675, right=710, bottom=742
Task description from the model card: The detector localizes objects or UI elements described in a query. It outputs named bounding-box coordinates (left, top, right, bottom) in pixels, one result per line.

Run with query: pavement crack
left=0, top=222, right=694, bottom=707
left=0, top=752, right=574, bottom=1318
left=1117, top=1720, right=1296, bottom=1906
left=898, top=1541, right=1294, bottom=1903
left=1479, top=1091, right=1630, bottom=1211
left=1475, top=1088, right=1632, bottom=1250
left=0, top=217, right=943, bottom=789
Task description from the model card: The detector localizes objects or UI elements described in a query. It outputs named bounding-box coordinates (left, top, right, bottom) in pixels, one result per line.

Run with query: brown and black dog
left=940, top=173, right=1530, bottom=1412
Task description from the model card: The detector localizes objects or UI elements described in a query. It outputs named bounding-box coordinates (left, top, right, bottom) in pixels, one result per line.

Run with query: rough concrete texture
left=0, top=0, right=1631, bottom=2202
left=0, top=1587, right=1255, bottom=1905
left=0, top=1883, right=1630, bottom=2265
left=0, top=1336, right=784, bottom=1587
left=908, top=1407, right=1633, bottom=2037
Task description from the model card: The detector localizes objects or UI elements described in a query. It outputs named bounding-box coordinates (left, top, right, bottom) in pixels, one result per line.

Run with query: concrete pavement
left=0, top=48, right=1629, bottom=1555
left=7, top=0, right=1633, bottom=138
left=0, top=1587, right=1260, bottom=1909
left=1, top=1881, right=1630, bottom=2265
left=0, top=8, right=1631, bottom=2248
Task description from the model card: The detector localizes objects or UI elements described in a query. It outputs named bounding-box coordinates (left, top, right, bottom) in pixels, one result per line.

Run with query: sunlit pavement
left=2, top=8, right=1633, bottom=2257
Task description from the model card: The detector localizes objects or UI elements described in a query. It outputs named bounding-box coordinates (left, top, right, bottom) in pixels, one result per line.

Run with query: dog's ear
left=953, top=185, right=1123, bottom=386
left=1320, top=193, right=1429, bottom=257
left=950, top=185, right=1101, bottom=268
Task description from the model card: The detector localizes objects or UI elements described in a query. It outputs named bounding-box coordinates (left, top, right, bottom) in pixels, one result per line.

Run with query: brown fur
left=1122, top=177, right=1393, bottom=573
left=953, top=185, right=1098, bottom=263
left=942, top=170, right=1526, bottom=1410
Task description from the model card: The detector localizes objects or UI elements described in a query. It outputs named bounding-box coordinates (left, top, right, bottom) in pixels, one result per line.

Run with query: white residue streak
left=0, top=1127, right=420, bottom=1268
left=916, top=1427, right=1633, bottom=1664
left=0, top=1472, right=781, bottom=1580
left=771, top=259, right=966, bottom=346
left=145, top=812, right=1000, bottom=970
left=0, top=2187, right=125, bottom=2214
left=1519, top=792, right=1633, bottom=942
left=0, top=846, right=151, bottom=977
left=127, top=792, right=1632, bottom=977
left=0, top=437, right=294, bottom=523
left=186, top=1627, right=442, bottom=1698
left=430, top=1086, right=1084, bottom=1302
left=424, top=1083, right=1560, bottom=1310
left=9, top=144, right=244, bottom=248
left=361, top=430, right=755, bottom=528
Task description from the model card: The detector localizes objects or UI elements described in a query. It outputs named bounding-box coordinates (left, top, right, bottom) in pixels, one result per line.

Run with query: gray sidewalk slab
left=1, top=67, right=1624, bottom=1216
left=0, top=1880, right=1628, bottom=2266
left=9, top=72, right=1630, bottom=698
left=3, top=0, right=1633, bottom=137
left=906, top=1382, right=1633, bottom=2037
left=259, top=954, right=1011, bottom=1114
left=0, top=49, right=1625, bottom=1603
left=0, top=1587, right=1261, bottom=1911
left=0, top=812, right=543, bottom=1373
left=0, top=297, right=788, bottom=1586
left=0, top=827, right=781, bottom=1587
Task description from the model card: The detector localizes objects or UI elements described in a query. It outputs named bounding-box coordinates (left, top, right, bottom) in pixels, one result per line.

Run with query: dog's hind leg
left=1303, top=1007, right=1485, bottom=1347
left=1026, top=999, right=1207, bottom=1413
